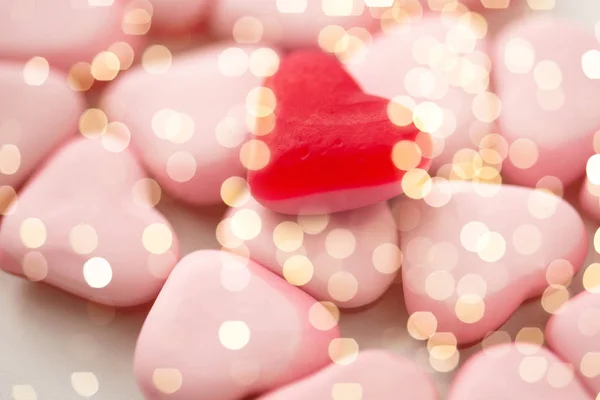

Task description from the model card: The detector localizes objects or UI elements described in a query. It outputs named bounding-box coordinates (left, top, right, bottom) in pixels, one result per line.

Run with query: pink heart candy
left=398, top=180, right=587, bottom=344
left=449, top=344, right=592, bottom=399
left=493, top=16, right=600, bottom=187
left=134, top=250, right=340, bottom=399
left=546, top=291, right=600, bottom=396
left=259, top=349, right=438, bottom=399
left=0, top=1, right=139, bottom=70
left=0, top=138, right=179, bottom=306
left=101, top=43, right=272, bottom=206
left=221, top=195, right=400, bottom=308
left=347, top=15, right=494, bottom=173
left=211, top=0, right=376, bottom=48
left=0, top=61, right=83, bottom=193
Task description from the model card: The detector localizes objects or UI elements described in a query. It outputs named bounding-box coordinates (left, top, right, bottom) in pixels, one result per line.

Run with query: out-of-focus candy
left=148, top=0, right=212, bottom=34
left=397, top=180, right=587, bottom=344
left=493, top=17, right=600, bottom=187
left=102, top=43, right=271, bottom=206
left=546, top=292, right=600, bottom=396
left=259, top=349, right=438, bottom=399
left=347, top=16, right=494, bottom=173
left=0, top=1, right=138, bottom=70
left=247, top=50, right=431, bottom=214
left=0, top=139, right=179, bottom=307
left=221, top=196, right=400, bottom=308
left=134, top=250, right=339, bottom=400
left=580, top=178, right=600, bottom=222
left=448, top=344, right=591, bottom=399
left=423, top=0, right=512, bottom=9
left=211, top=0, right=376, bottom=48
left=0, top=61, right=83, bottom=194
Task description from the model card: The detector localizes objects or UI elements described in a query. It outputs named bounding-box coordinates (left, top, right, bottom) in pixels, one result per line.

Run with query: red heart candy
left=247, top=50, right=431, bottom=214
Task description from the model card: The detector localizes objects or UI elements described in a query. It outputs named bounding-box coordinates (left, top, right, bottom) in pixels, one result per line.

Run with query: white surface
left=1, top=1, right=600, bottom=399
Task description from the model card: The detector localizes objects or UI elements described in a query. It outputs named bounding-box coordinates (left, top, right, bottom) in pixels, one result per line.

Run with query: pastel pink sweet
left=0, top=1, right=137, bottom=70
left=148, top=0, right=212, bottom=34
left=222, top=196, right=400, bottom=308
left=211, top=0, right=376, bottom=48
left=397, top=180, right=587, bottom=344
left=134, top=250, right=339, bottom=400
left=347, top=16, right=494, bottom=173
left=259, top=349, right=438, bottom=400
left=101, top=43, right=269, bottom=206
left=493, top=17, right=600, bottom=187
left=448, top=344, right=592, bottom=400
left=0, top=61, right=83, bottom=191
left=546, top=291, right=600, bottom=395
left=0, top=138, right=180, bottom=307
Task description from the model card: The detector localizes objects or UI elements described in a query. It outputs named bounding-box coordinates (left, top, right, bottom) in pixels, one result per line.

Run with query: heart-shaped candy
left=397, top=180, right=587, bottom=344
left=259, top=350, right=438, bottom=400
left=546, top=291, right=600, bottom=396
left=449, top=344, right=591, bottom=399
left=102, top=43, right=271, bottom=206
left=347, top=15, right=494, bottom=174
left=0, top=61, right=83, bottom=194
left=247, top=50, right=431, bottom=215
left=0, top=138, right=180, bottom=306
left=221, top=194, right=400, bottom=308
left=134, top=250, right=339, bottom=399
left=493, top=17, right=600, bottom=187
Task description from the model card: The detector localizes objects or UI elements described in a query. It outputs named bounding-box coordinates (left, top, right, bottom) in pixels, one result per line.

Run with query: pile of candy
left=2, top=0, right=600, bottom=399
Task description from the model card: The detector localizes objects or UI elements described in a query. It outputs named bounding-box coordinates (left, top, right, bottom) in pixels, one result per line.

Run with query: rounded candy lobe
left=134, top=250, right=339, bottom=400
left=398, top=180, right=587, bottom=344
left=223, top=196, right=400, bottom=308
left=0, top=61, right=84, bottom=192
left=546, top=292, right=600, bottom=396
left=259, top=350, right=438, bottom=400
left=347, top=16, right=494, bottom=173
left=448, top=344, right=592, bottom=400
left=493, top=17, right=600, bottom=187
left=102, top=43, right=269, bottom=206
left=0, top=138, right=180, bottom=307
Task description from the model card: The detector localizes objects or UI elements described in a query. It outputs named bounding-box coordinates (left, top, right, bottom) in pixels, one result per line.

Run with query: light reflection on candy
left=122, top=0, right=153, bottom=35
left=142, top=45, right=172, bottom=74
left=91, top=51, right=120, bottom=81
left=152, top=368, right=182, bottom=395
left=21, top=251, right=48, bottom=282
